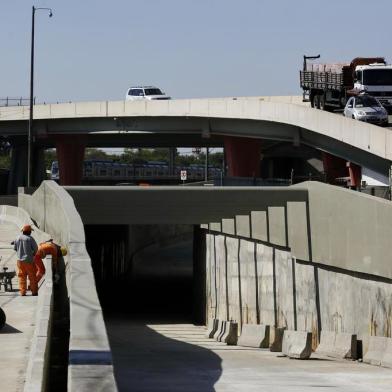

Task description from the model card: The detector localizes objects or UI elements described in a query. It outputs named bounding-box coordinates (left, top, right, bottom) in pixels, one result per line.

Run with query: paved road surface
left=0, top=221, right=38, bottom=392
left=105, top=320, right=392, bottom=392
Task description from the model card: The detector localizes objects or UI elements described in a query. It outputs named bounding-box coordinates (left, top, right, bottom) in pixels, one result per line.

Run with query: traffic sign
left=180, top=170, right=187, bottom=181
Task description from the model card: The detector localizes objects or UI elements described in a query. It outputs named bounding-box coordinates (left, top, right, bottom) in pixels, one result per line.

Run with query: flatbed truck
left=300, top=55, right=392, bottom=112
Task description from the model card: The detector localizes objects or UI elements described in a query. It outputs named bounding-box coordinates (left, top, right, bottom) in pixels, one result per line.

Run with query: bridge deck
left=0, top=221, right=38, bottom=392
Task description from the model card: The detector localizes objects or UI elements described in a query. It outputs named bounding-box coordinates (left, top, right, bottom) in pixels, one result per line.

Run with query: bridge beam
left=55, top=135, right=86, bottom=185
left=224, top=136, right=261, bottom=177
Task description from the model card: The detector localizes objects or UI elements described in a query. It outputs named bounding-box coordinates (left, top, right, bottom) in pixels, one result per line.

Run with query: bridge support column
left=169, top=147, right=176, bottom=176
left=224, top=136, right=261, bottom=177
left=55, top=135, right=86, bottom=185
left=7, top=140, right=46, bottom=193
left=322, top=152, right=361, bottom=188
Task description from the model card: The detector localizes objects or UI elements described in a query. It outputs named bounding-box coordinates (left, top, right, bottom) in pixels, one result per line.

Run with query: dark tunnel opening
left=85, top=224, right=199, bottom=322
left=85, top=225, right=219, bottom=391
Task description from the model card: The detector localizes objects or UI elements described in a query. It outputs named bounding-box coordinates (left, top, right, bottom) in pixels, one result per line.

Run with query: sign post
left=180, top=170, right=187, bottom=185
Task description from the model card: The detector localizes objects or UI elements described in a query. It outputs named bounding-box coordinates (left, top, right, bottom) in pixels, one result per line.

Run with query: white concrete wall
left=18, top=181, right=117, bottom=392
left=205, top=232, right=392, bottom=353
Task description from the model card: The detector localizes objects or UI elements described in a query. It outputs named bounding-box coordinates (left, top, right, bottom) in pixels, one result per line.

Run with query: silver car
left=344, top=95, right=388, bottom=126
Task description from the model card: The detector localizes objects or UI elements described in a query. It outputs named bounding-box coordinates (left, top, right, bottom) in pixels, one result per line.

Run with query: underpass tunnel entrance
left=85, top=224, right=202, bottom=322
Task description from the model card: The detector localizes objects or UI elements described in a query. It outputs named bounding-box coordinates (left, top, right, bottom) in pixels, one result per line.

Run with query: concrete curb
left=364, top=336, right=392, bottom=368
left=282, top=330, right=312, bottom=359
left=206, top=318, right=219, bottom=338
left=238, top=324, right=270, bottom=348
left=315, top=331, right=357, bottom=359
left=23, top=256, right=53, bottom=392
left=221, top=321, right=238, bottom=346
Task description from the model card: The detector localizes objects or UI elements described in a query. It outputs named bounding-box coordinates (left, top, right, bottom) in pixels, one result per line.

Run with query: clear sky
left=1, top=0, right=391, bottom=103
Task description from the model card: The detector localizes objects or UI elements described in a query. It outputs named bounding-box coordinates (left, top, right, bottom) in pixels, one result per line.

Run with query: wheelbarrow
left=0, top=267, right=16, bottom=292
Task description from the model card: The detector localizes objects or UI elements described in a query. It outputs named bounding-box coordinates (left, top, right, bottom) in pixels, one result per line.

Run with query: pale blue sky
left=1, top=0, right=391, bottom=103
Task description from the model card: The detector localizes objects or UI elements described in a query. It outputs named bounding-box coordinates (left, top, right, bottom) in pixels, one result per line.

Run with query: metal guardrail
left=0, top=97, right=35, bottom=107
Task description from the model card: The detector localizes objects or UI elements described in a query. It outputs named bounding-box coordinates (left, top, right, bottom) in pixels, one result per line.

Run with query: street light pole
left=27, top=6, right=53, bottom=187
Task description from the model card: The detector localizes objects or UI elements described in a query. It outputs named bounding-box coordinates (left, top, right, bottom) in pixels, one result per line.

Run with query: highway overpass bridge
left=1, top=96, right=392, bottom=191
left=0, top=180, right=391, bottom=390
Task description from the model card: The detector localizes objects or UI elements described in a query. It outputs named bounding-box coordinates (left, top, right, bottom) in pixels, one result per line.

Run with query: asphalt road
left=105, top=321, right=392, bottom=392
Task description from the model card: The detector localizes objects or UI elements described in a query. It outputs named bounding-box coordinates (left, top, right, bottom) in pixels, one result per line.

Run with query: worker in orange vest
left=13, top=224, right=38, bottom=296
left=34, top=239, right=67, bottom=284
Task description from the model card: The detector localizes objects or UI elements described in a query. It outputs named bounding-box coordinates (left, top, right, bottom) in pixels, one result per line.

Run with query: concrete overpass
left=1, top=96, right=391, bottom=189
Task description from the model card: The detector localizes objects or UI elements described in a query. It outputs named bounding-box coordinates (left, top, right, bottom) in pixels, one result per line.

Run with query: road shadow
left=105, top=313, right=222, bottom=392
left=0, top=323, right=22, bottom=334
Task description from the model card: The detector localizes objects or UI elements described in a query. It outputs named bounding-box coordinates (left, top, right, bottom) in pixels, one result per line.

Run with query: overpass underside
left=2, top=97, right=392, bottom=192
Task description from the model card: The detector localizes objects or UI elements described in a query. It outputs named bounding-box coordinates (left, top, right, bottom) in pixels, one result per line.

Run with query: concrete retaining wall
left=19, top=181, right=117, bottom=391
left=204, top=183, right=392, bottom=357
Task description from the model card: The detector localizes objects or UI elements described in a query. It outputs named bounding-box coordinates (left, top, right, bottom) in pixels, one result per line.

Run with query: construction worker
left=13, top=224, right=38, bottom=296
left=34, top=239, right=67, bottom=284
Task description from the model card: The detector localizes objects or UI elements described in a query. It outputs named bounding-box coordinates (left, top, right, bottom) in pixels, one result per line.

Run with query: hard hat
left=60, top=247, right=67, bottom=256
left=21, top=224, right=33, bottom=233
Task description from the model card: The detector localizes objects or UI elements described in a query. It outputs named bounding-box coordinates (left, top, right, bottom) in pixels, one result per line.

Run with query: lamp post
left=28, top=6, right=53, bottom=187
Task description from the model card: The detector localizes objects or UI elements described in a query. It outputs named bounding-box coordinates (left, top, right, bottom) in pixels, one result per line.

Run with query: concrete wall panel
left=226, top=237, right=240, bottom=325
left=251, top=211, right=268, bottom=242
left=221, top=219, right=235, bottom=235
left=235, top=215, right=250, bottom=238
left=268, top=207, right=287, bottom=247
left=215, top=235, right=227, bottom=321
left=256, top=243, right=275, bottom=327
left=287, top=201, right=309, bottom=262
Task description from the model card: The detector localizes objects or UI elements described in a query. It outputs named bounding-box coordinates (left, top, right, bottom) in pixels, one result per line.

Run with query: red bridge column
left=322, top=152, right=361, bottom=188
left=224, top=136, right=261, bottom=177
left=54, top=135, right=86, bottom=185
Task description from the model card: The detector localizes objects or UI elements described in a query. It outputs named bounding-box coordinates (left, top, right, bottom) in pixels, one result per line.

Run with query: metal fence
left=0, top=97, right=35, bottom=107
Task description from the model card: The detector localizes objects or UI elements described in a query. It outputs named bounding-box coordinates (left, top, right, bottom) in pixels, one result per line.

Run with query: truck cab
left=353, top=63, right=392, bottom=110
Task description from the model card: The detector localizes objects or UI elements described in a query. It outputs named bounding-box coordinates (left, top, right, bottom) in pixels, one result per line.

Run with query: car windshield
left=355, top=96, right=381, bottom=108
left=363, top=69, right=392, bottom=86
left=144, top=88, right=163, bottom=96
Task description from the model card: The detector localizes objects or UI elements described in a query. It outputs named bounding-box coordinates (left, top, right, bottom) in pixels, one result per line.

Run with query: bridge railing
left=18, top=181, right=117, bottom=392
left=0, top=97, right=34, bottom=107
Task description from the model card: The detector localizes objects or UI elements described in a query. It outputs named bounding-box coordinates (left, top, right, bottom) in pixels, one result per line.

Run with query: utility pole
left=27, top=6, right=53, bottom=187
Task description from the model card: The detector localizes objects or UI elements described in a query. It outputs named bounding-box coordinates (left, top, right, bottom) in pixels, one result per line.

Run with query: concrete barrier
left=382, top=339, right=392, bottom=368
left=364, top=336, right=392, bottom=368
left=238, top=324, right=270, bottom=348
left=19, top=182, right=118, bottom=391
left=315, top=331, right=357, bottom=359
left=206, top=319, right=219, bottom=338
left=363, top=336, right=388, bottom=366
left=213, top=320, right=226, bottom=341
left=282, top=330, right=312, bottom=359
left=270, top=327, right=286, bottom=352
left=221, top=321, right=238, bottom=346
left=23, top=256, right=53, bottom=392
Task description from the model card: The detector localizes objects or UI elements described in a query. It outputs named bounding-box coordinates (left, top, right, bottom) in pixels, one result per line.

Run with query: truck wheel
left=313, top=95, right=320, bottom=109
left=0, top=307, right=5, bottom=330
